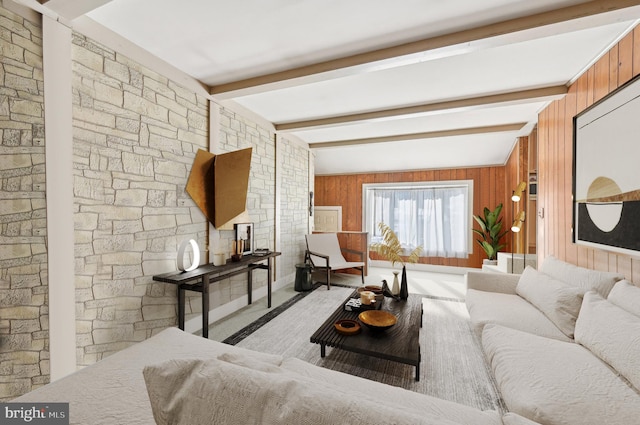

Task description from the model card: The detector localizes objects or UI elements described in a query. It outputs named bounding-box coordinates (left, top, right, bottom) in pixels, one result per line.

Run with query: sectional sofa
left=15, top=255, right=638, bottom=425
left=16, top=325, right=535, bottom=425
left=466, top=256, right=640, bottom=425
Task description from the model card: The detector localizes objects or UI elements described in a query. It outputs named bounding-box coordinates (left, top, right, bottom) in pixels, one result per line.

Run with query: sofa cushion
left=466, top=289, right=570, bottom=341
left=607, top=280, right=640, bottom=316
left=539, top=255, right=623, bottom=297
left=501, top=412, right=542, bottom=425
left=516, top=266, right=584, bottom=338
left=465, top=271, right=520, bottom=294
left=482, top=324, right=640, bottom=425
left=217, top=351, right=284, bottom=372
left=15, top=327, right=284, bottom=425
left=280, top=357, right=501, bottom=425
left=143, top=356, right=467, bottom=425
left=574, top=291, right=640, bottom=392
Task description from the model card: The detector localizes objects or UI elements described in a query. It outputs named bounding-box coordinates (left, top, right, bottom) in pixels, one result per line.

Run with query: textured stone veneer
left=0, top=6, right=48, bottom=401
left=278, top=138, right=312, bottom=279
left=71, top=33, right=209, bottom=366
left=1, top=3, right=312, bottom=401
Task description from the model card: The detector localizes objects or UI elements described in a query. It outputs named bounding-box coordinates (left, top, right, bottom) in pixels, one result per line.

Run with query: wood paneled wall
left=537, top=26, right=640, bottom=285
left=315, top=166, right=511, bottom=269
left=505, top=134, right=537, bottom=255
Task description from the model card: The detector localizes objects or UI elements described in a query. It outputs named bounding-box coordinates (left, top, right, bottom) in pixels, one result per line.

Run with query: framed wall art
left=234, top=222, right=253, bottom=255
left=573, top=73, right=640, bottom=256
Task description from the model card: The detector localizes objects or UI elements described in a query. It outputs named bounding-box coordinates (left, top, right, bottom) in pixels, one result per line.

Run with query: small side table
left=153, top=252, right=281, bottom=338
left=294, top=263, right=313, bottom=291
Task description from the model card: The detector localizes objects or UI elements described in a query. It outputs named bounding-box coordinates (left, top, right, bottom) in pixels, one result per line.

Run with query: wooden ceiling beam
left=211, top=0, right=640, bottom=98
left=308, top=123, right=527, bottom=149
left=276, top=86, right=567, bottom=131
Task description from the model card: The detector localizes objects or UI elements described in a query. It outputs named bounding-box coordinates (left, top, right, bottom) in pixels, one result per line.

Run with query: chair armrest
left=305, top=250, right=330, bottom=268
left=340, top=248, right=364, bottom=261
left=465, top=271, right=521, bottom=295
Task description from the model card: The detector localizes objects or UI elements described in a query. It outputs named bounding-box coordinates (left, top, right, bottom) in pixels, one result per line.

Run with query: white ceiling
left=22, top=0, right=640, bottom=174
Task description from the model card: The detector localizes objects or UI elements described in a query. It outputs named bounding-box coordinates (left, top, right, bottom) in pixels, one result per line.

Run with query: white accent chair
left=305, top=233, right=365, bottom=289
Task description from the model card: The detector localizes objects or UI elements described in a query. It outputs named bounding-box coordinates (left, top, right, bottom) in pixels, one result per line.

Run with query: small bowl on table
left=358, top=310, right=397, bottom=332
left=334, top=319, right=361, bottom=336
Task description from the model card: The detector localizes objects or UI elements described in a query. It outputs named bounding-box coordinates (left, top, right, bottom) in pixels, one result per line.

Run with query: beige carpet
left=234, top=285, right=505, bottom=413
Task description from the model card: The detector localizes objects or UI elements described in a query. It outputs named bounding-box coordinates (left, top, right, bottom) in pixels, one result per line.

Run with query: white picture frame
left=234, top=222, right=253, bottom=255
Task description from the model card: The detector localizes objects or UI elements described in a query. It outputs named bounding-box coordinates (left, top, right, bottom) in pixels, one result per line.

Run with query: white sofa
left=15, top=326, right=537, bottom=425
left=466, top=256, right=640, bottom=425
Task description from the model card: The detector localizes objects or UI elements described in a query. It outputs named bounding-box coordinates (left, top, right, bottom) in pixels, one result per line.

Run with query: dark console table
left=153, top=252, right=281, bottom=338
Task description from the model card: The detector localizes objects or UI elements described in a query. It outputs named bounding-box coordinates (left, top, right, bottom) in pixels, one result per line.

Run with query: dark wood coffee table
left=310, top=290, right=423, bottom=380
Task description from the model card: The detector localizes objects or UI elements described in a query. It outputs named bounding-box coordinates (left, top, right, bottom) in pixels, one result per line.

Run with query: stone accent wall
left=71, top=33, right=208, bottom=366
left=279, top=137, right=311, bottom=279
left=0, top=6, right=48, bottom=401
left=1, top=3, right=312, bottom=401
left=196, top=106, right=276, bottom=312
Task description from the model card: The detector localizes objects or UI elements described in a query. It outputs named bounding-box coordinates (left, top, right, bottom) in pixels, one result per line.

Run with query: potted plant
left=370, top=222, right=423, bottom=300
left=473, top=203, right=508, bottom=265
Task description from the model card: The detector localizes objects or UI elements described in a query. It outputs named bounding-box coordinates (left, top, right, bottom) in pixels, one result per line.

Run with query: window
left=363, top=181, right=473, bottom=258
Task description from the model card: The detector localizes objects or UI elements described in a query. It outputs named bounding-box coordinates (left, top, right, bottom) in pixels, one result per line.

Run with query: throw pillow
left=143, top=357, right=465, bottom=425
left=607, top=280, right=640, bottom=317
left=216, top=352, right=283, bottom=373
left=516, top=266, right=584, bottom=338
left=539, top=255, right=623, bottom=297
left=575, top=291, right=640, bottom=392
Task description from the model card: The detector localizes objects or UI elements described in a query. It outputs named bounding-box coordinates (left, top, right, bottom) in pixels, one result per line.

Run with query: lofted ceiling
left=15, top=0, right=640, bottom=174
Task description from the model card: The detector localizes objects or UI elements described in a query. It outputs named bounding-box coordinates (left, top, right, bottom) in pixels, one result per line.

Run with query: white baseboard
left=184, top=273, right=294, bottom=334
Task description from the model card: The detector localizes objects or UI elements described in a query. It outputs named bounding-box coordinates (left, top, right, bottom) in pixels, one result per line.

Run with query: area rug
left=229, top=285, right=506, bottom=413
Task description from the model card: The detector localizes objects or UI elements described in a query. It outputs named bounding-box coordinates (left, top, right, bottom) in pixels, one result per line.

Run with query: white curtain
left=366, top=186, right=469, bottom=258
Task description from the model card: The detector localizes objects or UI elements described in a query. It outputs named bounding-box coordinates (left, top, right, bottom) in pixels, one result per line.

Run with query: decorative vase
left=391, top=271, right=400, bottom=295
left=400, top=265, right=409, bottom=300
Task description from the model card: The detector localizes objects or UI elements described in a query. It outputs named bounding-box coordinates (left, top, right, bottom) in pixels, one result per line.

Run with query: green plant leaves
left=473, top=203, right=508, bottom=260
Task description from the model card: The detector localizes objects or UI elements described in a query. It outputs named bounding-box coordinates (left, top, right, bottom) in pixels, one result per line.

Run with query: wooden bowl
left=358, top=310, right=397, bottom=331
left=334, top=319, right=361, bottom=335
